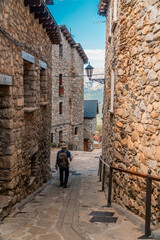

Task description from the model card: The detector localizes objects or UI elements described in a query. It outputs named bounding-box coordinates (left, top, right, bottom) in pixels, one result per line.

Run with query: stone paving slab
left=0, top=149, right=153, bottom=240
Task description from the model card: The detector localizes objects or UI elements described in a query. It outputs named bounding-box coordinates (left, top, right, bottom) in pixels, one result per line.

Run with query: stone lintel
left=40, top=101, right=49, bottom=106
left=0, top=195, right=12, bottom=209
left=30, top=145, right=38, bottom=157
left=22, top=50, right=35, bottom=64
left=0, top=74, right=13, bottom=86
left=24, top=107, right=39, bottom=113
left=39, top=60, right=47, bottom=69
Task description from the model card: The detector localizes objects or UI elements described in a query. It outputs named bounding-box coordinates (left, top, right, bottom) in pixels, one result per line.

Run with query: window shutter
left=114, top=0, right=117, bottom=21
left=109, top=6, right=112, bottom=36
left=109, top=70, right=115, bottom=113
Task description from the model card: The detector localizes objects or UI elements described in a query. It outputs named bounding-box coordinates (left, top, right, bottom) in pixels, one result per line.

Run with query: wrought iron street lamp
left=85, top=63, right=94, bottom=81
left=85, top=63, right=105, bottom=84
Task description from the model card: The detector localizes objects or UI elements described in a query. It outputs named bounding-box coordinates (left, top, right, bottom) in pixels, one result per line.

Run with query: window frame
left=59, top=102, right=63, bottom=114
left=75, top=127, right=78, bottom=135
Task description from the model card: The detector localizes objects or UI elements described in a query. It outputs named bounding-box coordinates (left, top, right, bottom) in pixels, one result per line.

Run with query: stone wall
left=0, top=0, right=54, bottom=219
left=102, top=0, right=160, bottom=226
left=84, top=118, right=96, bottom=151
left=71, top=47, right=84, bottom=150
left=52, top=29, right=85, bottom=151
left=52, top=33, right=73, bottom=146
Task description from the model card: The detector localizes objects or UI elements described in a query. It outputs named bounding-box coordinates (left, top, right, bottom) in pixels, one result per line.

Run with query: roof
left=98, top=0, right=110, bottom=16
left=59, top=25, right=76, bottom=46
left=59, top=25, right=88, bottom=64
left=84, top=100, right=99, bottom=118
left=44, top=0, right=54, bottom=4
left=74, top=43, right=88, bottom=64
left=24, top=0, right=61, bottom=44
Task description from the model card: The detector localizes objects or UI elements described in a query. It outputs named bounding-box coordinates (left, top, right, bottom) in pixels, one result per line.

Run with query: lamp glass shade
left=85, top=63, right=94, bottom=80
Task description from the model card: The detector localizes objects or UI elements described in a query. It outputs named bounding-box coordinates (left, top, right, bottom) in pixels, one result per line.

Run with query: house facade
left=84, top=100, right=99, bottom=151
left=52, top=25, right=88, bottom=150
left=0, top=0, right=60, bottom=219
left=98, top=0, right=160, bottom=225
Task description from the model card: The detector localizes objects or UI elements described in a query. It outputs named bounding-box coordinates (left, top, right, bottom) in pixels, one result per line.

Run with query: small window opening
left=31, top=153, right=37, bottom=176
left=23, top=61, right=35, bottom=107
left=69, top=98, right=72, bottom=109
left=51, top=133, right=53, bottom=143
left=59, top=74, right=64, bottom=96
left=59, top=130, right=63, bottom=142
left=75, top=127, right=78, bottom=135
left=59, top=102, right=62, bottom=114
left=59, top=44, right=63, bottom=57
left=40, top=68, right=47, bottom=102
left=59, top=74, right=62, bottom=85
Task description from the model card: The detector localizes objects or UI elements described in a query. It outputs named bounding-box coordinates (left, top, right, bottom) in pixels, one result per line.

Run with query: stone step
left=0, top=195, right=12, bottom=221
left=0, top=195, right=12, bottom=209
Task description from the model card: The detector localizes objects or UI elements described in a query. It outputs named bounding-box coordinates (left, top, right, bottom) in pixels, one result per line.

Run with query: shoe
left=63, top=184, right=67, bottom=188
left=60, top=183, right=63, bottom=187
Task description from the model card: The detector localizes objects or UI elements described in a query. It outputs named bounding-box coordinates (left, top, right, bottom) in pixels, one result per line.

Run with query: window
left=59, top=74, right=64, bottom=97
left=23, top=61, right=35, bottom=107
left=59, top=102, right=62, bottom=114
left=59, top=74, right=62, bottom=85
left=59, top=44, right=63, bottom=57
left=31, top=153, right=37, bottom=176
left=69, top=98, right=72, bottom=109
left=51, top=133, right=53, bottom=143
left=40, top=68, right=47, bottom=102
left=75, top=127, right=78, bottom=135
left=109, top=70, right=115, bottom=113
left=59, top=131, right=63, bottom=142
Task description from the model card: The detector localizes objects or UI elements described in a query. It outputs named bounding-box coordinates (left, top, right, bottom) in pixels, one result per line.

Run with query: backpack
left=57, top=150, right=68, bottom=168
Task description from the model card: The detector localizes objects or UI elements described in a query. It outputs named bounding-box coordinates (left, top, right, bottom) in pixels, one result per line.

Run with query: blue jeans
left=60, top=167, right=69, bottom=185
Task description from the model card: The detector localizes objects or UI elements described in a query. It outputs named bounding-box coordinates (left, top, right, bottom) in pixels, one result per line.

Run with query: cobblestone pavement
left=0, top=149, right=144, bottom=240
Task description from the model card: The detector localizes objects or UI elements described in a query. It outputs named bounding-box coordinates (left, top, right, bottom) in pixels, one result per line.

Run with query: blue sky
left=48, top=0, right=106, bottom=68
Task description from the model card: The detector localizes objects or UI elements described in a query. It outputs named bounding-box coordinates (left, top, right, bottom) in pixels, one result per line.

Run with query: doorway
left=84, top=139, right=88, bottom=151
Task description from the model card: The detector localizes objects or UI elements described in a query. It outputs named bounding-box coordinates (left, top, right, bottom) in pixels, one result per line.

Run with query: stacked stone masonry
left=100, top=0, right=160, bottom=226
left=0, top=0, right=60, bottom=219
left=84, top=118, right=97, bottom=151
left=52, top=26, right=87, bottom=151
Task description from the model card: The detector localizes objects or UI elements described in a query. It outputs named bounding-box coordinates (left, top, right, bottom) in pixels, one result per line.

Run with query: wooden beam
left=24, top=0, right=41, bottom=7
left=44, top=0, right=54, bottom=5
left=42, top=19, right=53, bottom=28
left=35, top=11, right=48, bottom=19
left=30, top=6, right=44, bottom=13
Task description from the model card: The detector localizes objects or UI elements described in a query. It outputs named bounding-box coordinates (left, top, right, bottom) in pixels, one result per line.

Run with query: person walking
left=55, top=143, right=72, bottom=188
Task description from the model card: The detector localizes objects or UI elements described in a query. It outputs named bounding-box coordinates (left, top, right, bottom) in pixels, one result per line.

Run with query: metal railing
left=98, top=156, right=160, bottom=237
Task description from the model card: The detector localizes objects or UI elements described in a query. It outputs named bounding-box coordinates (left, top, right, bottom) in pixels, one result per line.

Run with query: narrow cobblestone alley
left=0, top=149, right=144, bottom=240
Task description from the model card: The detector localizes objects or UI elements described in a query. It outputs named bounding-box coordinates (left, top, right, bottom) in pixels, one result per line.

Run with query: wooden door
left=84, top=139, right=88, bottom=151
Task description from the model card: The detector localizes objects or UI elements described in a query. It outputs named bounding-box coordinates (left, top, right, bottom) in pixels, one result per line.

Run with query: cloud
left=84, top=49, right=105, bottom=68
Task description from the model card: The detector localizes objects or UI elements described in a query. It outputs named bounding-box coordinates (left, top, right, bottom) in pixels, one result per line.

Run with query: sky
left=48, top=0, right=106, bottom=68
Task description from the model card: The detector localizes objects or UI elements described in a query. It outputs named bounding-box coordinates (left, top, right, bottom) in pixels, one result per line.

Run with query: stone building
left=52, top=25, right=88, bottom=151
left=0, top=0, right=60, bottom=219
left=84, top=100, right=99, bottom=151
left=98, top=0, right=160, bottom=225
